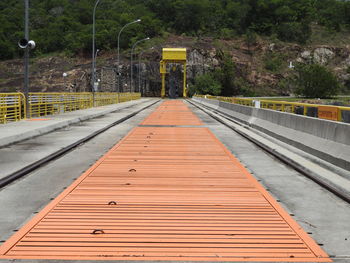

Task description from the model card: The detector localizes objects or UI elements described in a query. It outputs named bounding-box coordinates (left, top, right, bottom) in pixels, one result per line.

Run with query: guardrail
left=0, top=92, right=141, bottom=123
left=94, top=92, right=141, bottom=107
left=0, top=93, right=25, bottom=124
left=29, top=93, right=92, bottom=118
left=195, top=95, right=350, bottom=123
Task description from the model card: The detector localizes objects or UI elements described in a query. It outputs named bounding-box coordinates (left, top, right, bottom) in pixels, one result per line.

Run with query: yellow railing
left=0, top=92, right=141, bottom=123
left=0, top=93, right=25, bottom=124
left=29, top=93, right=92, bottom=118
left=195, top=95, right=350, bottom=123
left=94, top=92, right=140, bottom=107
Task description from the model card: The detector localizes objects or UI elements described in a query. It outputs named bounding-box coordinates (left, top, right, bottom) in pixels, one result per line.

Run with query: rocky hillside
left=1, top=35, right=350, bottom=96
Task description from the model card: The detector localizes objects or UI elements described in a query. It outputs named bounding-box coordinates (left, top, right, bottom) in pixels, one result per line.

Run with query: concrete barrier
left=193, top=97, right=350, bottom=171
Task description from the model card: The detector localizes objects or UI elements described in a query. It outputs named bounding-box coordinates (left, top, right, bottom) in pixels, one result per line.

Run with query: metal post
left=94, top=49, right=100, bottom=91
left=24, top=0, right=29, bottom=118
left=138, top=51, right=143, bottom=94
left=138, top=47, right=154, bottom=95
left=92, top=0, right=100, bottom=92
left=183, top=62, right=187, bottom=97
left=130, top=37, right=149, bottom=93
left=117, top=19, right=141, bottom=92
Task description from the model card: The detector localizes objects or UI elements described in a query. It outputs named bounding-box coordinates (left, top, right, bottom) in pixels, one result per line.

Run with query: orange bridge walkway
left=0, top=100, right=330, bottom=262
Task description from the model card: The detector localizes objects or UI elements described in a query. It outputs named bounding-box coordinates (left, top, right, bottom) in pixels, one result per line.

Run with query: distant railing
left=94, top=92, right=141, bottom=107
left=0, top=92, right=141, bottom=123
left=0, top=93, right=25, bottom=124
left=29, top=92, right=92, bottom=118
left=195, top=95, right=350, bottom=123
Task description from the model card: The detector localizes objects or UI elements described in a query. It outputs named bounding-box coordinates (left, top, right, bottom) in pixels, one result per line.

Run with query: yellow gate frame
left=160, top=48, right=187, bottom=98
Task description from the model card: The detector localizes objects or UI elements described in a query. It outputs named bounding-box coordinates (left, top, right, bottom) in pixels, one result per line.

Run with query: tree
left=188, top=73, right=222, bottom=96
left=214, top=53, right=237, bottom=96
left=294, top=64, right=340, bottom=98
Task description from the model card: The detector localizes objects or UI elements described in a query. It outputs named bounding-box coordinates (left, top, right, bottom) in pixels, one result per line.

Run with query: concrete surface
left=0, top=98, right=155, bottom=148
left=187, top=102, right=350, bottom=262
left=0, top=98, right=159, bottom=182
left=189, top=100, right=350, bottom=202
left=0, top=99, right=349, bottom=263
left=192, top=97, right=350, bottom=171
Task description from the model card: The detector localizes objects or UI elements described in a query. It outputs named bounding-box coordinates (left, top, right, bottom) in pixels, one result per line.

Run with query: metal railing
left=0, top=93, right=25, bottom=124
left=29, top=93, right=92, bottom=118
left=0, top=92, right=141, bottom=123
left=195, top=95, right=350, bottom=123
left=94, top=92, right=140, bottom=107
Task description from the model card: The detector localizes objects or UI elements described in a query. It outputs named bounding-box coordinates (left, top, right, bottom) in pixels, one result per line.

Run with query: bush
left=294, top=64, right=340, bottom=98
left=213, top=53, right=237, bottom=96
left=264, top=53, right=285, bottom=73
left=276, top=22, right=311, bottom=44
left=188, top=73, right=222, bottom=96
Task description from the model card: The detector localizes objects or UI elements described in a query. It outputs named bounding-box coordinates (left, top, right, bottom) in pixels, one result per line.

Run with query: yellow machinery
left=160, top=48, right=187, bottom=98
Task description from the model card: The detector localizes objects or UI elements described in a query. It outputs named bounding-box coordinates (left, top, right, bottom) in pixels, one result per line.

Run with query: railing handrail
left=0, top=92, right=141, bottom=124
left=195, top=95, right=350, bottom=123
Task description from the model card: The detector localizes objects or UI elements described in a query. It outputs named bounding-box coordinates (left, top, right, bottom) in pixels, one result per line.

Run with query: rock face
left=313, top=48, right=335, bottom=65
left=1, top=36, right=350, bottom=96
left=297, top=48, right=332, bottom=64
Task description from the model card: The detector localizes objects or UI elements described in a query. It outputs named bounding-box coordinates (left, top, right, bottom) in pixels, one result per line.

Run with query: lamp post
left=130, top=37, right=150, bottom=92
left=24, top=0, right=29, bottom=117
left=93, top=49, right=100, bottom=91
left=138, top=47, right=155, bottom=94
left=92, top=0, right=101, bottom=92
left=63, top=72, right=68, bottom=89
left=117, top=19, right=141, bottom=92
left=19, top=0, right=35, bottom=117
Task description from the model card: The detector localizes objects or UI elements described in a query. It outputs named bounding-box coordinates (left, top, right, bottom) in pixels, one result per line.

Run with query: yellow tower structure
left=160, top=48, right=187, bottom=98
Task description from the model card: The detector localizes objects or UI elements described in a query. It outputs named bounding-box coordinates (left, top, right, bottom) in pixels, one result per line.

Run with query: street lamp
left=117, top=19, right=141, bottom=92
left=95, top=49, right=100, bottom=61
left=138, top=47, right=155, bottom=94
left=130, top=37, right=150, bottom=92
left=63, top=72, right=68, bottom=89
left=19, top=0, right=36, bottom=118
left=93, top=49, right=101, bottom=91
left=92, top=0, right=102, bottom=92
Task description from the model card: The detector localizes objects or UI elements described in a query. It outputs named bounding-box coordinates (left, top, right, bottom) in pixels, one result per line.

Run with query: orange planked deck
left=0, top=100, right=331, bottom=261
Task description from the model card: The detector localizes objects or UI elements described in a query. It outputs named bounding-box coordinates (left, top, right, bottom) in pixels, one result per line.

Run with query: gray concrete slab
left=0, top=99, right=159, bottom=182
left=0, top=98, right=155, bottom=148
left=187, top=102, right=350, bottom=261
left=192, top=97, right=350, bottom=171
left=189, top=100, right=350, bottom=202
left=0, top=102, right=159, bottom=245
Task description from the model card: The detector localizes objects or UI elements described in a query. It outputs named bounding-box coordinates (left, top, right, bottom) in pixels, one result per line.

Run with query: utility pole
left=92, top=0, right=101, bottom=92
left=130, top=37, right=150, bottom=93
left=24, top=0, right=29, bottom=118
left=117, top=19, right=141, bottom=92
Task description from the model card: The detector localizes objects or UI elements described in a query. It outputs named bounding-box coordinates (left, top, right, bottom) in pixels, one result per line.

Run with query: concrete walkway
left=0, top=98, right=155, bottom=148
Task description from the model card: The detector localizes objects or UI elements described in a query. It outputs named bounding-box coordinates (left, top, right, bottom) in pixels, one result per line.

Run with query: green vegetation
left=264, top=52, right=286, bottom=73
left=188, top=73, right=221, bottom=97
left=293, top=64, right=340, bottom=98
left=189, top=52, right=256, bottom=97
left=1, top=0, right=350, bottom=60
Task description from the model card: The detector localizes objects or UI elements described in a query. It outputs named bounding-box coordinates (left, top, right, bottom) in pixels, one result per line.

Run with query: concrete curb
left=189, top=99, right=350, bottom=204
left=192, top=97, right=350, bottom=171
left=0, top=99, right=154, bottom=148
left=0, top=99, right=161, bottom=188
